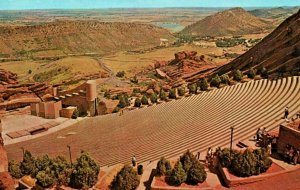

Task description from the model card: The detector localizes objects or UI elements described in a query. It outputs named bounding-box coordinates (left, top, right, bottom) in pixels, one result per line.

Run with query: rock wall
left=278, top=124, right=300, bottom=156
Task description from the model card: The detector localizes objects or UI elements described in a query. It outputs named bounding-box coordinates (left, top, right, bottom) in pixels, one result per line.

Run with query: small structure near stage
left=30, top=80, right=98, bottom=119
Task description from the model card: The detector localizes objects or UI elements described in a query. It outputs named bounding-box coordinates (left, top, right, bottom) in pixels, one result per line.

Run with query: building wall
left=62, top=95, right=88, bottom=114
left=60, top=107, right=76, bottom=118
left=30, top=103, right=39, bottom=116
left=278, top=125, right=300, bottom=153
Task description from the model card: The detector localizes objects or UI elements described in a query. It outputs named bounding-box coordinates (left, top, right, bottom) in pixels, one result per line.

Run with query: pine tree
left=110, top=165, right=140, bottom=190
left=156, top=157, right=172, bottom=176
left=169, top=89, right=177, bottom=99
left=70, top=151, right=100, bottom=189
left=134, top=98, right=142, bottom=107
left=150, top=93, right=158, bottom=103
left=167, top=161, right=187, bottom=186
left=141, top=95, right=149, bottom=105
left=159, top=89, right=167, bottom=101
left=198, top=78, right=208, bottom=91
left=20, top=150, right=36, bottom=176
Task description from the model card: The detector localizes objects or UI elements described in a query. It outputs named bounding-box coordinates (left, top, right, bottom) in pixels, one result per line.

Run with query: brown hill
left=214, top=9, right=300, bottom=77
left=0, top=20, right=175, bottom=58
left=180, top=7, right=272, bottom=37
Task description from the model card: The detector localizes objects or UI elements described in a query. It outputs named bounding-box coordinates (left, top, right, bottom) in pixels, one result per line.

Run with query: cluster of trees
left=116, top=71, right=126, bottom=78
left=110, top=165, right=140, bottom=190
left=8, top=150, right=100, bottom=189
left=156, top=150, right=207, bottom=186
left=113, top=66, right=270, bottom=112
left=216, top=148, right=272, bottom=177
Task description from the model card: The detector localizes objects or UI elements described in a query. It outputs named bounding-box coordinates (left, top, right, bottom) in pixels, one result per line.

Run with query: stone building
left=30, top=80, right=98, bottom=119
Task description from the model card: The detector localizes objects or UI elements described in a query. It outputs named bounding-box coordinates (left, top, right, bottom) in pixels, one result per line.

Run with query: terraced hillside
left=5, top=77, right=300, bottom=166
left=0, top=20, right=175, bottom=58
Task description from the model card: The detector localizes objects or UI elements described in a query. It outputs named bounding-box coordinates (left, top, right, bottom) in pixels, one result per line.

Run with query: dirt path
left=94, top=57, right=130, bottom=88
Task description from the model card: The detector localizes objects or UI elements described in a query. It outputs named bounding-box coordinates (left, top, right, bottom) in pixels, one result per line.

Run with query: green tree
left=110, top=165, right=140, bottom=190
left=134, top=98, right=141, bottom=107
left=141, top=95, right=149, bottom=105
left=180, top=150, right=196, bottom=172
left=233, top=70, right=243, bottom=81
left=150, top=93, right=158, bottom=103
left=28, top=69, right=32, bottom=74
left=156, top=157, right=172, bottom=176
left=8, top=160, right=23, bottom=179
left=116, top=71, right=125, bottom=78
left=167, top=161, right=187, bottom=186
left=178, top=87, right=185, bottom=96
left=34, top=155, right=52, bottom=177
left=169, top=89, right=177, bottom=99
left=20, top=150, right=36, bottom=176
left=210, top=75, right=221, bottom=87
left=198, top=78, right=208, bottom=91
left=220, top=74, right=230, bottom=84
left=187, top=160, right=207, bottom=185
left=51, top=156, right=73, bottom=186
left=247, top=68, right=256, bottom=79
left=36, top=171, right=54, bottom=188
left=70, top=151, right=100, bottom=189
left=230, top=149, right=258, bottom=177
left=159, top=89, right=167, bottom=101
left=118, top=96, right=127, bottom=108
left=188, top=83, right=197, bottom=94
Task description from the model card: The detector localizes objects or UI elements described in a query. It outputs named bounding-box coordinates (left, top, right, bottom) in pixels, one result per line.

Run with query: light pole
left=230, top=127, right=234, bottom=157
left=67, top=145, right=72, bottom=166
left=21, top=147, right=25, bottom=159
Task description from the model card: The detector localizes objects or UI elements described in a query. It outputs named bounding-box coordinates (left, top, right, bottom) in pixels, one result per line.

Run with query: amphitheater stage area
left=5, top=76, right=300, bottom=167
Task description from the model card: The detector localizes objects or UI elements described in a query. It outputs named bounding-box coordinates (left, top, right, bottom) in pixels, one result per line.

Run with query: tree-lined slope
left=5, top=77, right=300, bottom=166
left=180, top=7, right=272, bottom=37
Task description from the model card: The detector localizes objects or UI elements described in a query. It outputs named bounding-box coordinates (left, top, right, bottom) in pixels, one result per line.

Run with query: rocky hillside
left=180, top=7, right=272, bottom=37
left=0, top=20, right=175, bottom=58
left=214, top=9, right=300, bottom=77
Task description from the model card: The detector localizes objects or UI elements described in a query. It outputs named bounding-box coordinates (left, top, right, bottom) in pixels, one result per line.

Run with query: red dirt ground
left=226, top=168, right=300, bottom=190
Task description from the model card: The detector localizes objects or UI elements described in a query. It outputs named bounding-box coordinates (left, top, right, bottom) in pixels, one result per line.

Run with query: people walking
left=284, top=107, right=289, bottom=121
left=197, top=151, right=201, bottom=160
left=256, top=127, right=261, bottom=142
left=131, top=155, right=137, bottom=167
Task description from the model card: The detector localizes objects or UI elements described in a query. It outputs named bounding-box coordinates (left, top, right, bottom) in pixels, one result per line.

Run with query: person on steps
left=256, top=127, right=261, bottom=142
left=132, top=155, right=137, bottom=167
left=284, top=107, right=289, bottom=121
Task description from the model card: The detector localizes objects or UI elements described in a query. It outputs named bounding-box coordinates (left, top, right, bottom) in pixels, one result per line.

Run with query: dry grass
left=0, top=56, right=104, bottom=84
left=102, top=44, right=230, bottom=76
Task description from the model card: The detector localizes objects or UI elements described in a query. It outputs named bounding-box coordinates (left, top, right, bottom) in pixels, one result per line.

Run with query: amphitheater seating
left=5, top=77, right=300, bottom=167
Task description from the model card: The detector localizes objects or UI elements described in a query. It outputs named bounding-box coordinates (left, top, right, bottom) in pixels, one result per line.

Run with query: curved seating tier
left=5, top=77, right=300, bottom=166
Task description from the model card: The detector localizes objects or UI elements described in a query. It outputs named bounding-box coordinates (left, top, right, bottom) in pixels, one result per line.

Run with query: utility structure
left=230, top=127, right=234, bottom=156
left=67, top=145, right=72, bottom=166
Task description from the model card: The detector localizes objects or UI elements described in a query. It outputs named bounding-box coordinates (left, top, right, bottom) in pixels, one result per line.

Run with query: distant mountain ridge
left=0, top=20, right=175, bottom=58
left=180, top=7, right=273, bottom=37
left=214, top=9, right=300, bottom=76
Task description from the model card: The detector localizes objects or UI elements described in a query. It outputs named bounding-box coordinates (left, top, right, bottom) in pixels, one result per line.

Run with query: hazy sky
left=1, top=0, right=299, bottom=10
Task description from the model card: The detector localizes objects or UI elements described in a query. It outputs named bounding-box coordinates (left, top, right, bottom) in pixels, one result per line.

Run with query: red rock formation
left=0, top=120, right=14, bottom=190
left=0, top=69, right=17, bottom=85
left=0, top=69, right=55, bottom=111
